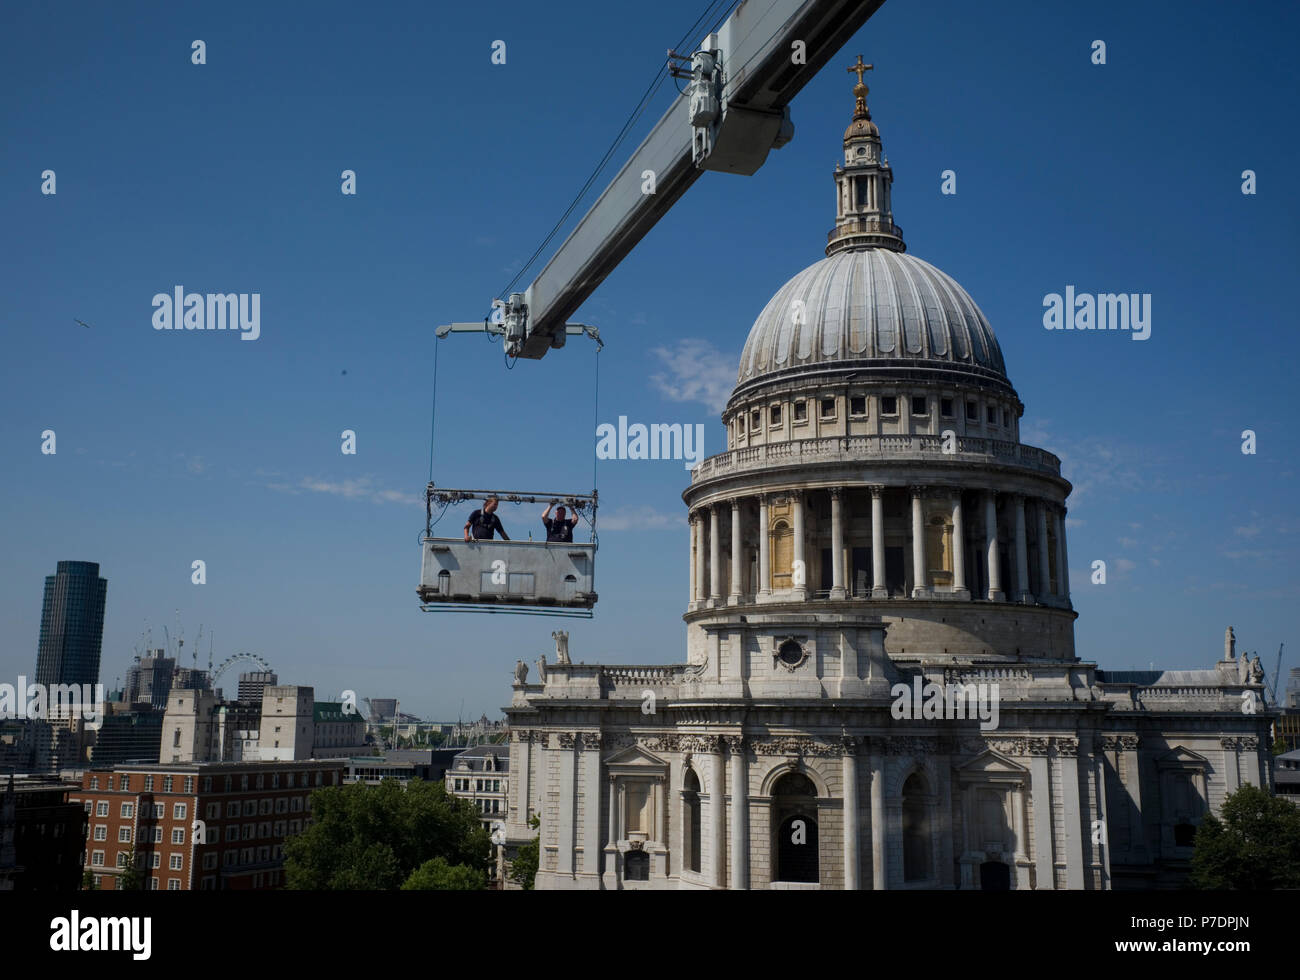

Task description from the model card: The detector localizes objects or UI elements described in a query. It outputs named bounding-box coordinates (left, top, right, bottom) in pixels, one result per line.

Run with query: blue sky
left=2, top=0, right=1297, bottom=718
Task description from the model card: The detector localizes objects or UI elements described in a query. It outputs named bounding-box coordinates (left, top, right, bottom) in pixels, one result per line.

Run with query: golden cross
left=847, top=55, right=873, bottom=86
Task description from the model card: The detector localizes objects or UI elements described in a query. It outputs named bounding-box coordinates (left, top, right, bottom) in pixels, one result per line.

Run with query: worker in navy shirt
left=542, top=501, right=579, bottom=542
left=464, top=496, right=509, bottom=541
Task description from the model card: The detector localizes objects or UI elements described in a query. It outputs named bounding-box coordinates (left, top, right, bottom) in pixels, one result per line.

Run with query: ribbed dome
left=734, top=248, right=1010, bottom=394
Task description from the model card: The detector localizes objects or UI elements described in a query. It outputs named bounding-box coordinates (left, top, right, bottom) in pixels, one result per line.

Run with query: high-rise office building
left=34, top=561, right=108, bottom=690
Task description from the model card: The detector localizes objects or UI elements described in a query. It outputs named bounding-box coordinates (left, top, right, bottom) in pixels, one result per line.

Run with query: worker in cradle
left=464, top=497, right=509, bottom=542
left=542, top=501, right=579, bottom=543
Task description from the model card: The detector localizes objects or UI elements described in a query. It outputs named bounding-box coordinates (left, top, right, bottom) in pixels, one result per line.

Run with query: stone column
left=1029, top=751, right=1053, bottom=889
left=757, top=494, right=771, bottom=599
left=729, top=499, right=743, bottom=604
left=870, top=486, right=887, bottom=599
left=1036, top=501, right=1051, bottom=603
left=1060, top=745, right=1085, bottom=889
left=984, top=490, right=1004, bottom=601
left=1013, top=494, right=1030, bottom=603
left=709, top=505, right=721, bottom=603
left=557, top=733, right=576, bottom=877
left=791, top=493, right=807, bottom=600
left=911, top=486, right=927, bottom=597
left=869, top=750, right=886, bottom=888
left=582, top=734, right=601, bottom=877
left=830, top=488, right=846, bottom=599
left=951, top=491, right=968, bottom=598
left=606, top=775, right=618, bottom=848
left=842, top=744, right=860, bottom=889
left=1057, top=507, right=1071, bottom=603
left=728, top=736, right=747, bottom=890
left=694, top=512, right=707, bottom=604
left=709, top=743, right=726, bottom=888
left=689, top=513, right=698, bottom=607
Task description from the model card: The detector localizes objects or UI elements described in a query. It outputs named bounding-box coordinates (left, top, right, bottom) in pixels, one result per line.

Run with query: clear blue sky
left=2, top=0, right=1297, bottom=718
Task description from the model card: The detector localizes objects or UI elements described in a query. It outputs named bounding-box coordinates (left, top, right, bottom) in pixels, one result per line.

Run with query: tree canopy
left=284, top=777, right=491, bottom=890
left=1190, top=783, right=1300, bottom=889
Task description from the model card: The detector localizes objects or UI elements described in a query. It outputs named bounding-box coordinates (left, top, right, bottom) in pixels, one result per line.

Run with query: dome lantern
left=828, top=56, right=904, bottom=256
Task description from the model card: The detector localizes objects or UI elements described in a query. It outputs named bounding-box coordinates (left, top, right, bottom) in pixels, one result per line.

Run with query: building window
left=173, top=804, right=187, bottom=820
left=170, top=854, right=183, bottom=870
left=117, top=852, right=129, bottom=869
left=151, top=853, right=161, bottom=869
left=96, top=802, right=109, bottom=817
left=881, top=396, right=898, bottom=416
left=243, top=801, right=256, bottom=817
left=118, top=827, right=132, bottom=843
left=94, top=826, right=107, bottom=841
left=152, top=828, right=162, bottom=843
left=751, top=410, right=760, bottom=431
left=820, top=397, right=835, bottom=419
left=90, top=777, right=99, bottom=790
left=850, top=395, right=866, bottom=417
left=202, top=777, right=212, bottom=793
left=172, top=829, right=185, bottom=844
left=902, top=773, right=933, bottom=882
left=226, top=802, right=239, bottom=818
left=986, top=405, right=997, bottom=423
left=92, top=851, right=104, bottom=866
left=770, top=405, right=782, bottom=426
left=940, top=397, right=954, bottom=418
left=120, top=803, right=134, bottom=818
left=184, top=777, right=194, bottom=793
left=793, top=400, right=807, bottom=422
left=1002, top=408, right=1011, bottom=427
left=241, top=775, right=249, bottom=791
left=150, top=878, right=159, bottom=890
left=225, top=826, right=238, bottom=842
left=966, top=400, right=978, bottom=421
left=624, top=850, right=650, bottom=882
left=168, top=879, right=180, bottom=891
left=272, top=774, right=280, bottom=789
left=203, top=854, right=217, bottom=870
left=152, top=804, right=164, bottom=819
left=683, top=769, right=702, bottom=874
left=911, top=396, right=927, bottom=416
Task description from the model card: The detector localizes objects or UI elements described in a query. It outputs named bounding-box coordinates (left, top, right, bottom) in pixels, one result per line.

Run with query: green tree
left=80, top=867, right=97, bottom=890
left=1273, top=737, right=1289, bottom=756
left=283, top=777, right=490, bottom=890
left=509, top=814, right=540, bottom=890
left=1190, top=783, right=1300, bottom=889
left=117, top=846, right=144, bottom=891
left=402, top=856, right=487, bottom=890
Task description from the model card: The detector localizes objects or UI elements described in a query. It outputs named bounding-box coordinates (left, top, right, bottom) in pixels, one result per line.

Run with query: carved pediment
left=1155, top=746, right=1210, bottom=769
left=956, top=750, right=1028, bottom=777
left=604, top=743, right=670, bottom=777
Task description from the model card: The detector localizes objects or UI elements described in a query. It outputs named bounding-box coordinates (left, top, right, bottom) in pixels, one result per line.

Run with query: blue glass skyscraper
left=33, top=561, right=108, bottom=689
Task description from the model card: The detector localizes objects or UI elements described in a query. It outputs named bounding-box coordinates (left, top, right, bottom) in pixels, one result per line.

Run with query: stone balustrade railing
left=691, top=434, right=1062, bottom=483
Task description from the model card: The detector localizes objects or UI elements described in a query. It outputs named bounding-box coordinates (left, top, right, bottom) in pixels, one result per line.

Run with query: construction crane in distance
left=440, top=0, right=888, bottom=358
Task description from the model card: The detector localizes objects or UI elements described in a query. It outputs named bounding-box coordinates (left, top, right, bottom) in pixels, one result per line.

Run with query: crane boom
left=501, top=0, right=888, bottom=358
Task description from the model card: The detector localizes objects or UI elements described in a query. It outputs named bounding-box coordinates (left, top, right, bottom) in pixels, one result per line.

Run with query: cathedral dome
left=734, top=248, right=1010, bottom=396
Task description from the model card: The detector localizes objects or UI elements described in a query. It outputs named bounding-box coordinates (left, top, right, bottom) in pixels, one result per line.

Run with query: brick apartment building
left=68, top=759, right=344, bottom=890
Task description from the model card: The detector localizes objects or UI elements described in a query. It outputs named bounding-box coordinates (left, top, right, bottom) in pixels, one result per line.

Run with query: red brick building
left=69, top=760, right=344, bottom=890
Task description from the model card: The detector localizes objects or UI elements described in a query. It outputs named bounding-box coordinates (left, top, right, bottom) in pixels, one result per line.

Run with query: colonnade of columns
left=687, top=485, right=1070, bottom=607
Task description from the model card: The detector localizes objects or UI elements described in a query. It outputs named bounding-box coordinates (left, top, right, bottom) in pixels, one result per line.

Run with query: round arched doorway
left=772, top=771, right=819, bottom=884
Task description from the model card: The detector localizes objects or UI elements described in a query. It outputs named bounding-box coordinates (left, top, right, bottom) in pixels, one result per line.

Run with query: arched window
left=902, top=773, right=932, bottom=882
left=683, top=769, right=701, bottom=874
left=772, top=772, right=819, bottom=883
left=771, top=519, right=793, bottom=589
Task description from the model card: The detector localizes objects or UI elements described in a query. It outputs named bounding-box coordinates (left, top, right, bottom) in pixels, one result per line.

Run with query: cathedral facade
left=502, top=70, right=1273, bottom=890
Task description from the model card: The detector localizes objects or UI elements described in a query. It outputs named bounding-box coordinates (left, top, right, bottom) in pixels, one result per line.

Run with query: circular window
left=778, top=640, right=803, bottom=666
left=856, top=146, right=866, bottom=155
